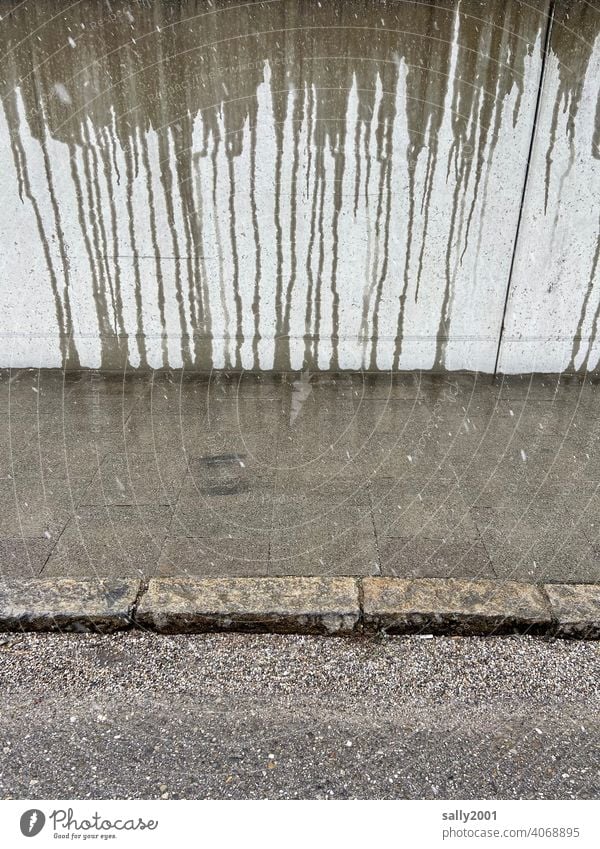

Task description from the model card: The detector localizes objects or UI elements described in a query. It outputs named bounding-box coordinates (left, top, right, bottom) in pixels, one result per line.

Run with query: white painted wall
left=498, top=3, right=600, bottom=374
left=0, top=0, right=597, bottom=373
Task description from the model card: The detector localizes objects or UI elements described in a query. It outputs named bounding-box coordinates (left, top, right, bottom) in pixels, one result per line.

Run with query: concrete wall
left=0, top=0, right=598, bottom=373
left=497, top=1, right=600, bottom=374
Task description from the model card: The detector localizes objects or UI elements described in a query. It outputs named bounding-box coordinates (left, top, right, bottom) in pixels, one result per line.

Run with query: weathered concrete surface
left=0, top=0, right=564, bottom=373
left=2, top=370, right=600, bottom=583
left=498, top=2, right=600, bottom=374
left=363, top=577, right=551, bottom=634
left=136, top=576, right=360, bottom=634
left=1, top=633, right=598, bottom=799
left=0, top=577, right=139, bottom=632
left=545, top=582, right=600, bottom=638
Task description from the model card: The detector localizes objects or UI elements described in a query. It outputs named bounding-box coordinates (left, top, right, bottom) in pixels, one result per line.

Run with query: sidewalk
left=1, top=370, right=599, bottom=585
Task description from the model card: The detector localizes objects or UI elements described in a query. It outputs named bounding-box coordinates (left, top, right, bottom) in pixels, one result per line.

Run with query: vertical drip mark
left=210, top=135, right=231, bottom=367
left=249, top=109, right=262, bottom=370
left=108, top=112, right=121, bottom=187
left=304, top=88, right=319, bottom=369
left=226, top=144, right=243, bottom=370
left=80, top=134, right=120, bottom=366
left=68, top=142, right=114, bottom=362
left=82, top=121, right=118, bottom=339
left=329, top=132, right=346, bottom=371
left=98, top=125, right=128, bottom=357
left=415, top=138, right=438, bottom=300
left=541, top=4, right=596, bottom=221
left=173, top=121, right=200, bottom=365
left=139, top=131, right=168, bottom=368
left=305, top=84, right=314, bottom=203
left=353, top=109, right=362, bottom=218
left=392, top=140, right=416, bottom=371
left=272, top=96, right=286, bottom=371
left=281, top=91, right=304, bottom=372
left=313, top=149, right=326, bottom=368
left=544, top=89, right=566, bottom=215
left=359, top=112, right=375, bottom=369
left=458, top=116, right=487, bottom=267
left=37, top=116, right=79, bottom=368
left=361, top=120, right=387, bottom=368
left=570, top=213, right=600, bottom=371
left=402, top=139, right=418, bottom=307
left=131, top=129, right=140, bottom=180
left=3, top=95, right=73, bottom=368
left=494, top=0, right=556, bottom=375
left=175, top=117, right=208, bottom=368
left=158, top=129, right=189, bottom=366
left=8, top=110, right=25, bottom=203
left=434, top=157, right=468, bottom=370
left=471, top=85, right=505, bottom=279
left=192, top=148, right=215, bottom=368
left=370, top=115, right=395, bottom=371
left=122, top=136, right=147, bottom=368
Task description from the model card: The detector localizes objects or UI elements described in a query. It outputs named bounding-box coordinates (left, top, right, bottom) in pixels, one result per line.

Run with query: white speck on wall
left=52, top=83, right=72, bottom=105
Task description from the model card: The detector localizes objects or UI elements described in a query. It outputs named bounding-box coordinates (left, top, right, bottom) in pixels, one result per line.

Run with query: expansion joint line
left=493, top=0, right=556, bottom=376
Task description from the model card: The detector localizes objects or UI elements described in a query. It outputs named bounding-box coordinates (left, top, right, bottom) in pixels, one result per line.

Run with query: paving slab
left=269, top=529, right=379, bottom=576
left=377, top=538, right=495, bottom=579
left=42, top=507, right=172, bottom=578
left=370, top=479, right=479, bottom=541
left=157, top=537, right=271, bottom=577
left=0, top=538, right=54, bottom=577
left=80, top=451, right=189, bottom=507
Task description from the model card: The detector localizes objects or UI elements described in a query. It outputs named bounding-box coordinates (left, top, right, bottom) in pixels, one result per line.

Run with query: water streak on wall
left=0, top=0, right=598, bottom=372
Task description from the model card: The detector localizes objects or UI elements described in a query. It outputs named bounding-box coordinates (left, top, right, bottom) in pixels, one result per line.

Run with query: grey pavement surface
left=0, top=632, right=598, bottom=799
left=1, top=369, right=600, bottom=582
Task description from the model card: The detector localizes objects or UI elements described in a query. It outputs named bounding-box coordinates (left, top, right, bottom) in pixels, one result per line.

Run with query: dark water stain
left=570, top=214, right=600, bottom=372
left=158, top=127, right=189, bottom=365
left=2, top=90, right=78, bottom=368
left=548, top=1, right=600, bottom=373
left=370, top=109, right=395, bottom=371
left=544, top=1, right=597, bottom=215
left=272, top=76, right=287, bottom=371
left=0, top=0, right=597, bottom=372
left=248, top=103, right=262, bottom=371
left=139, top=131, right=168, bottom=368
left=122, top=139, right=147, bottom=367
left=226, top=143, right=243, bottom=370
left=280, top=90, right=305, bottom=371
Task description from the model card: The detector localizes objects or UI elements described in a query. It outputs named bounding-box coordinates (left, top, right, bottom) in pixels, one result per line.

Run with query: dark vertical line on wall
left=226, top=148, right=243, bottom=370
left=123, top=140, right=147, bottom=368
left=249, top=113, right=262, bottom=371
left=281, top=93, right=304, bottom=371
left=158, top=130, right=189, bottom=366
left=493, top=0, right=556, bottom=375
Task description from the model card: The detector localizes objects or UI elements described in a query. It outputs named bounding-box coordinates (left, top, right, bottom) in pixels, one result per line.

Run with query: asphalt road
left=0, top=632, right=598, bottom=799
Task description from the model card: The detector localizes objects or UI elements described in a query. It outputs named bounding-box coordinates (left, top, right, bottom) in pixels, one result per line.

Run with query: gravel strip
left=0, top=632, right=598, bottom=799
